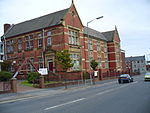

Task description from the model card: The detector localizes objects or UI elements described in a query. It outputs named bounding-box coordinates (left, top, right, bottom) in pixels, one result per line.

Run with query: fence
left=33, top=70, right=137, bottom=89
left=99, top=70, right=134, bottom=80
left=0, top=81, right=11, bottom=94
left=0, top=78, right=17, bottom=94
left=35, top=72, right=92, bottom=89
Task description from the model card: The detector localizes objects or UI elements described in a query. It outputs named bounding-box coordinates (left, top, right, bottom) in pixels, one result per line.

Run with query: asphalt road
left=0, top=75, right=150, bottom=113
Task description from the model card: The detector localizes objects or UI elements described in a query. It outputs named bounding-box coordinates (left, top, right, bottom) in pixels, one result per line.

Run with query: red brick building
left=2, top=2, right=125, bottom=78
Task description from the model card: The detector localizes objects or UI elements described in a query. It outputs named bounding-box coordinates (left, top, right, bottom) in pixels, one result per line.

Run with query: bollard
left=39, top=76, right=45, bottom=88
left=10, top=78, right=17, bottom=93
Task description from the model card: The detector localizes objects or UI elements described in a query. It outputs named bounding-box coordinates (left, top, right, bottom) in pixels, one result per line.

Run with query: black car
left=118, top=74, right=133, bottom=83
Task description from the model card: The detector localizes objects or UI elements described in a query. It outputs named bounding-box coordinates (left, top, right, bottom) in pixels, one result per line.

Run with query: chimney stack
left=4, top=24, right=11, bottom=33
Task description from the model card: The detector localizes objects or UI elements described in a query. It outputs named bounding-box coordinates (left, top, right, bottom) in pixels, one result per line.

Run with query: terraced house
left=1, top=2, right=124, bottom=79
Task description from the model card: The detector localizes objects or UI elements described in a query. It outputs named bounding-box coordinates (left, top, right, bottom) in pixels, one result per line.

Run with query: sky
left=0, top=0, right=150, bottom=59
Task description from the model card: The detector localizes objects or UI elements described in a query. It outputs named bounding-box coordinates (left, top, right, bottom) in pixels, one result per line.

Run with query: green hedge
left=27, top=72, right=39, bottom=83
left=0, top=71, right=13, bottom=81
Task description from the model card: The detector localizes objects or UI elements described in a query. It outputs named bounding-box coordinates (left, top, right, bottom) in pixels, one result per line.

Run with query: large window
left=39, top=57, right=44, bottom=68
left=0, top=43, right=4, bottom=53
left=104, top=42, right=107, bottom=53
left=18, top=38, right=22, bottom=51
left=25, top=35, right=33, bottom=50
left=98, top=57, right=102, bottom=68
left=88, top=40, right=93, bottom=50
left=38, top=33, right=43, bottom=48
left=47, top=31, right=52, bottom=46
left=97, top=41, right=101, bottom=51
left=70, top=54, right=80, bottom=71
left=68, top=29, right=79, bottom=45
left=28, top=58, right=34, bottom=72
left=6, top=40, right=14, bottom=53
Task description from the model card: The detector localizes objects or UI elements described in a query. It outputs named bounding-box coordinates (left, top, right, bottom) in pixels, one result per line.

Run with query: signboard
left=94, top=71, right=98, bottom=77
left=38, top=68, right=48, bottom=75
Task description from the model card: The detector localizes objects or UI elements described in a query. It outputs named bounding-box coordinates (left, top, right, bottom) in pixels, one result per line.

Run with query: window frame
left=25, top=35, right=33, bottom=50
left=47, top=31, right=52, bottom=46
left=68, top=29, right=79, bottom=45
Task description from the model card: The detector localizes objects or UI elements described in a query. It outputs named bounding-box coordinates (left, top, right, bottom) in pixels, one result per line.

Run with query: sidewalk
left=0, top=87, right=66, bottom=104
left=0, top=75, right=142, bottom=104
left=0, top=78, right=118, bottom=103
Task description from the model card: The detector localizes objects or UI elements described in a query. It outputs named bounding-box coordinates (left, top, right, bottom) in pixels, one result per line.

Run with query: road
left=0, top=75, right=150, bottom=113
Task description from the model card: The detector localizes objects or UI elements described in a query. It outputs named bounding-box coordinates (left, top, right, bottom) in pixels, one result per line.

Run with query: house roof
left=83, top=27, right=107, bottom=41
left=5, top=8, right=69, bottom=38
left=125, top=56, right=145, bottom=62
left=101, top=30, right=115, bottom=42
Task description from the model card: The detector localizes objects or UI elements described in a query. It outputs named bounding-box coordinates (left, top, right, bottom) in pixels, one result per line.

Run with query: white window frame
left=25, top=35, right=33, bottom=49
left=68, top=29, right=79, bottom=45
left=47, top=31, right=52, bottom=46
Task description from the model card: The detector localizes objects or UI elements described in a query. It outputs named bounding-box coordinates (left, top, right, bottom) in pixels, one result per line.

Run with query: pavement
left=0, top=77, right=132, bottom=104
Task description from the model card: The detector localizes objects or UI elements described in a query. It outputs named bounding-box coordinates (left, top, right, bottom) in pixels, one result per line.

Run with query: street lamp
left=87, top=16, right=103, bottom=27
left=85, top=16, right=103, bottom=85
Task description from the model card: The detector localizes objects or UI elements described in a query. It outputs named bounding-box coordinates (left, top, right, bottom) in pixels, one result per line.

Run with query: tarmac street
left=0, top=75, right=150, bottom=113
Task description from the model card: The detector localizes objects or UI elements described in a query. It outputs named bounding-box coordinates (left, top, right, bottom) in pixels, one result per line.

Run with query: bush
left=0, top=71, right=13, bottom=81
left=0, top=60, right=12, bottom=71
left=27, top=72, right=39, bottom=83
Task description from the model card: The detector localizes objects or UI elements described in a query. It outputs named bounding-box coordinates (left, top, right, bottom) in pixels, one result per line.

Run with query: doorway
left=48, top=59, right=53, bottom=72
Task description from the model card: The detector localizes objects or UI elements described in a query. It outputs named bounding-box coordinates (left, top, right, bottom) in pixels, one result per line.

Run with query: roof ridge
left=83, top=26, right=108, bottom=41
left=14, top=8, right=69, bottom=26
left=101, top=30, right=115, bottom=33
left=5, top=8, right=69, bottom=38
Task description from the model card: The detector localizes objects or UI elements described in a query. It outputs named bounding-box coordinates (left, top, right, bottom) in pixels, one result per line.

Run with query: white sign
left=94, top=71, right=98, bottom=77
left=38, top=68, right=48, bottom=75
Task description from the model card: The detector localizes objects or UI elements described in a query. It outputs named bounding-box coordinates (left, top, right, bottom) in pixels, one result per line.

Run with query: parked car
left=144, top=72, right=150, bottom=81
left=118, top=74, right=133, bottom=84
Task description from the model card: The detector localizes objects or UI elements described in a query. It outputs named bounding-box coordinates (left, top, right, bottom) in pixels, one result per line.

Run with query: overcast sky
left=0, top=0, right=150, bottom=58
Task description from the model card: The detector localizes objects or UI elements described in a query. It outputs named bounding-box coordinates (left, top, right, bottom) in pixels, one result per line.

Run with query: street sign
left=38, top=68, right=48, bottom=75
left=94, top=71, right=98, bottom=76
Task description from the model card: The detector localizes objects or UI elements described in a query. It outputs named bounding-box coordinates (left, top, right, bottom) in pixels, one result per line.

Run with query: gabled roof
left=83, top=27, right=107, bottom=41
left=5, top=8, right=69, bottom=38
left=101, top=30, right=115, bottom=42
left=125, top=56, right=145, bottom=61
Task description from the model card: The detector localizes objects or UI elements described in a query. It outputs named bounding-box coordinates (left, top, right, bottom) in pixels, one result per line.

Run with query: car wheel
left=128, top=80, right=130, bottom=83
left=121, top=80, right=123, bottom=83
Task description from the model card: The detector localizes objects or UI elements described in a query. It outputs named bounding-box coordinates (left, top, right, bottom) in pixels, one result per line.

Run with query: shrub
left=0, top=60, right=12, bottom=71
left=0, top=71, right=13, bottom=81
left=27, top=72, right=39, bottom=83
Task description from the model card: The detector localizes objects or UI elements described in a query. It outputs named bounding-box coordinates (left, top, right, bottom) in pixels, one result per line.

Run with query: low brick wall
left=44, top=80, right=83, bottom=88
left=0, top=78, right=17, bottom=94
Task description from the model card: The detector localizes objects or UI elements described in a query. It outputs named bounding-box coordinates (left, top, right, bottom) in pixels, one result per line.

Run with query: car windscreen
left=120, top=74, right=128, bottom=77
left=145, top=73, right=150, bottom=75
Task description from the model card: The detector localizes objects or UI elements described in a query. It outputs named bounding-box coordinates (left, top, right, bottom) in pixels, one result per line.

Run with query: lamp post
left=85, top=16, right=103, bottom=85
left=87, top=16, right=103, bottom=27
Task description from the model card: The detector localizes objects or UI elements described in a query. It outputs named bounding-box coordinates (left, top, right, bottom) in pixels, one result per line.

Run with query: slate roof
left=83, top=27, right=107, bottom=41
left=101, top=30, right=115, bottom=42
left=5, top=8, right=69, bottom=38
left=125, top=56, right=145, bottom=62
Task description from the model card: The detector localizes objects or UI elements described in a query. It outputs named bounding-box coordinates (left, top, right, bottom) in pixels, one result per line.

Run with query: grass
left=44, top=81, right=63, bottom=85
left=21, top=80, right=63, bottom=86
left=20, top=80, right=34, bottom=87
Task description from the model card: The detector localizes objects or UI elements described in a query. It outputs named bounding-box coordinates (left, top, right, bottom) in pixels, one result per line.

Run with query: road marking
left=96, top=81, right=138, bottom=96
left=101, top=81, right=117, bottom=86
left=44, top=98, right=86, bottom=110
left=0, top=96, right=36, bottom=104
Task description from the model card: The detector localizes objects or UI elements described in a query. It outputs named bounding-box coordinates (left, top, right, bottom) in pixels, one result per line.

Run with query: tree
left=90, top=60, right=98, bottom=70
left=55, top=50, right=74, bottom=89
left=56, top=50, right=73, bottom=71
left=0, top=60, right=12, bottom=71
left=0, top=71, right=13, bottom=81
left=27, top=72, right=39, bottom=83
left=90, top=60, right=98, bottom=85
